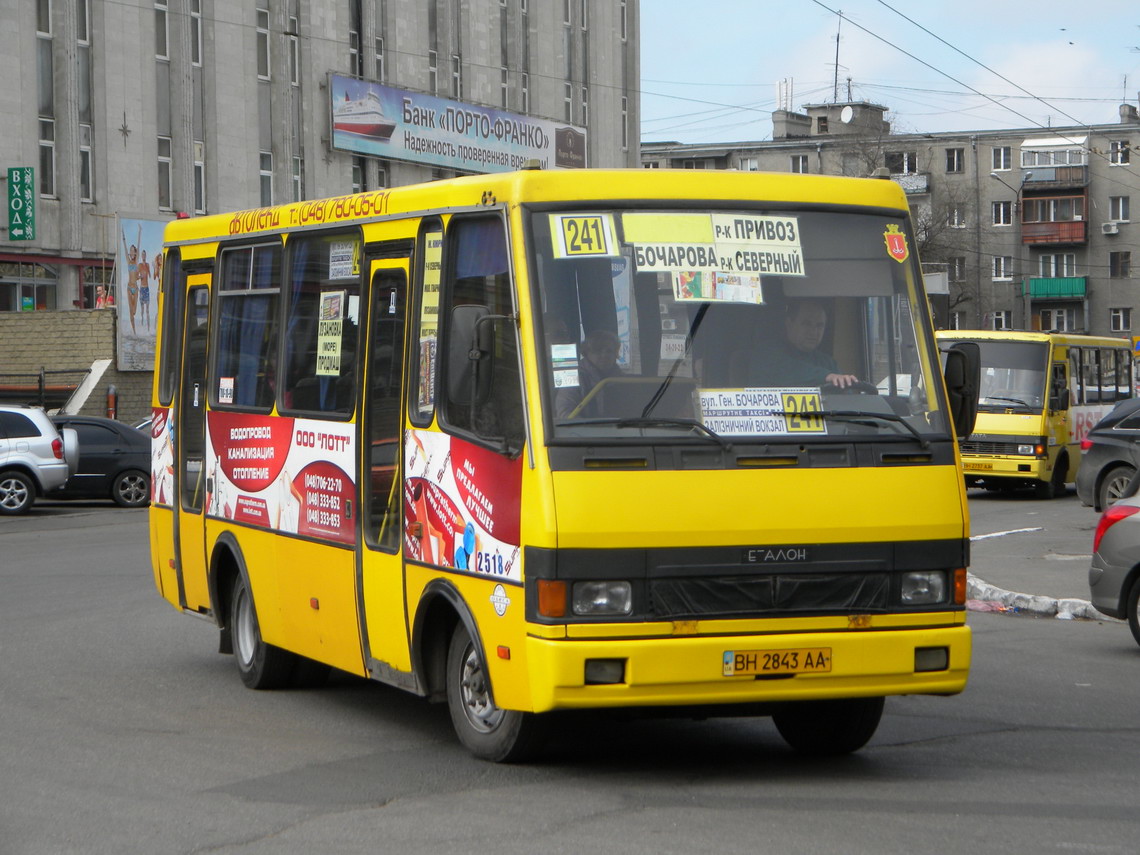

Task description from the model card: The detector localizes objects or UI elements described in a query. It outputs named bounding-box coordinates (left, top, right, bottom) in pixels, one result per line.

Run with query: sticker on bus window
left=884, top=223, right=909, bottom=263
left=317, top=291, right=345, bottom=377
left=549, top=213, right=619, bottom=259
left=329, top=240, right=358, bottom=278
left=698, top=387, right=826, bottom=436
left=551, top=343, right=580, bottom=388
left=218, top=376, right=234, bottom=405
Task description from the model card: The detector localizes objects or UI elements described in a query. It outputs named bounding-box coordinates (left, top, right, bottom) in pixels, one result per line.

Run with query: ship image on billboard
left=328, top=74, right=586, bottom=174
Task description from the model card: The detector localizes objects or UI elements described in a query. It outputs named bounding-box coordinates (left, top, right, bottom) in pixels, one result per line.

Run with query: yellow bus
left=151, top=168, right=979, bottom=761
left=935, top=330, right=1133, bottom=498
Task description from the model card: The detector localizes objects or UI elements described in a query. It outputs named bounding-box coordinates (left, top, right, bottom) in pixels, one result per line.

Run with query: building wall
left=0, top=310, right=152, bottom=424
left=643, top=104, right=1140, bottom=336
left=0, top=0, right=639, bottom=392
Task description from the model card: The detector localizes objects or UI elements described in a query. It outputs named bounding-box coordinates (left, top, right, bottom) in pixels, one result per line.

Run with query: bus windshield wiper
left=559, top=416, right=733, bottom=449
left=789, top=409, right=931, bottom=449
left=980, top=395, right=1031, bottom=408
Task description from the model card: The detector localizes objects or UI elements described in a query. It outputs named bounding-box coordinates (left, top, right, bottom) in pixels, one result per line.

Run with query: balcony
left=1022, top=165, right=1088, bottom=187
left=1021, top=220, right=1087, bottom=245
left=892, top=173, right=929, bottom=195
left=1023, top=276, right=1087, bottom=299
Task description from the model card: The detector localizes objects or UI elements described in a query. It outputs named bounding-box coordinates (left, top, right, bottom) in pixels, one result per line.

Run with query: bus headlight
left=900, top=571, right=947, bottom=605
left=572, top=581, right=632, bottom=616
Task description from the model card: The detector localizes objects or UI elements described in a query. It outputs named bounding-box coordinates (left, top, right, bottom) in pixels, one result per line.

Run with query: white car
left=0, top=405, right=79, bottom=514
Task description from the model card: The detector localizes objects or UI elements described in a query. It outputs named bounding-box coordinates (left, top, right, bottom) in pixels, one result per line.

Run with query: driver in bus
left=754, top=299, right=860, bottom=389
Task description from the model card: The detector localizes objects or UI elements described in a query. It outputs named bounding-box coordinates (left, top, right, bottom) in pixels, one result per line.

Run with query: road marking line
left=970, top=527, right=1044, bottom=541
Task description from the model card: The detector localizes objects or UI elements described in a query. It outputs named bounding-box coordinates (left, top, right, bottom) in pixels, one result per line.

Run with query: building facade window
left=38, top=120, right=55, bottom=197
left=1110, top=251, right=1132, bottom=278
left=621, top=96, right=628, bottom=150
left=947, top=206, right=966, bottom=229
left=992, top=146, right=1011, bottom=171
left=157, top=136, right=172, bottom=210
left=564, top=82, right=573, bottom=122
left=375, top=37, right=385, bottom=82
left=1022, top=146, right=1087, bottom=168
left=1040, top=308, right=1071, bottom=331
left=79, top=123, right=93, bottom=202
left=991, top=310, right=1012, bottom=330
left=992, top=255, right=1012, bottom=280
left=190, top=0, right=202, bottom=66
left=256, top=7, right=270, bottom=80
left=155, top=0, right=169, bottom=60
left=949, top=256, right=966, bottom=281
left=1111, top=308, right=1132, bottom=332
left=1110, top=196, right=1130, bottom=221
left=791, top=154, right=808, bottom=173
left=946, top=148, right=964, bottom=173
left=949, top=310, right=966, bottom=330
left=521, top=72, right=529, bottom=114
left=1040, top=253, right=1076, bottom=277
left=259, top=151, right=273, bottom=206
left=428, top=50, right=438, bottom=95
left=351, top=156, right=366, bottom=193
left=289, top=19, right=300, bottom=85
left=0, top=261, right=58, bottom=312
left=1022, top=195, right=1084, bottom=224
left=292, top=156, right=303, bottom=202
left=885, top=151, right=919, bottom=174
left=451, top=54, right=462, bottom=98
left=992, top=200, right=1012, bottom=226
left=193, top=141, right=206, bottom=214
left=1110, top=140, right=1131, bottom=166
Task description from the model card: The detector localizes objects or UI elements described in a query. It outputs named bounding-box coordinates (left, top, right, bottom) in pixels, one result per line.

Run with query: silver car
left=0, top=405, right=79, bottom=514
left=1089, top=474, right=1140, bottom=646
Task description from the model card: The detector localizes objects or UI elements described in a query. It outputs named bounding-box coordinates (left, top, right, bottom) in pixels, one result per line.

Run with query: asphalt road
left=2, top=496, right=1138, bottom=855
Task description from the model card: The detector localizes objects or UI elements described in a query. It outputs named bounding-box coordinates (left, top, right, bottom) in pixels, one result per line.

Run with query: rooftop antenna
left=833, top=11, right=842, bottom=102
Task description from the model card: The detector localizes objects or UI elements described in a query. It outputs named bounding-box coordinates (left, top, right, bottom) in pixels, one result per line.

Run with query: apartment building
left=643, top=100, right=1140, bottom=336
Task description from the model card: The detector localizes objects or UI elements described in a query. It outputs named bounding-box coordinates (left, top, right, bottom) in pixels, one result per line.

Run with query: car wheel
left=1098, top=465, right=1136, bottom=511
left=112, top=469, right=151, bottom=508
left=445, top=622, right=542, bottom=762
left=0, top=471, right=35, bottom=515
left=230, top=572, right=298, bottom=690
left=1126, top=577, right=1140, bottom=649
left=772, top=696, right=885, bottom=756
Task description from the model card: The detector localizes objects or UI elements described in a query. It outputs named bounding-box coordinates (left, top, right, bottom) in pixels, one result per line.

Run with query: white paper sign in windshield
left=699, top=387, right=826, bottom=436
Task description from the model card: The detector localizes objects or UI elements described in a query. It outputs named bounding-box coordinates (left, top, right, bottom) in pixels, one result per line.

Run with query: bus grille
left=959, top=441, right=1019, bottom=456
left=649, top=573, right=890, bottom=619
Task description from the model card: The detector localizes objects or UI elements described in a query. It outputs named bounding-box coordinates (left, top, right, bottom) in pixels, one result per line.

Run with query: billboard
left=116, top=218, right=167, bottom=371
left=329, top=74, right=586, bottom=173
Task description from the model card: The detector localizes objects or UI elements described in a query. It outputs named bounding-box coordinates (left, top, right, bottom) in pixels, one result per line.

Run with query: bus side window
left=281, top=232, right=362, bottom=416
left=440, top=216, right=523, bottom=453
left=213, top=244, right=281, bottom=411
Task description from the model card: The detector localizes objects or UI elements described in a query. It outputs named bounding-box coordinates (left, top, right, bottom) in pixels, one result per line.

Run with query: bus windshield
left=529, top=207, right=948, bottom=445
left=972, top=341, right=1048, bottom=411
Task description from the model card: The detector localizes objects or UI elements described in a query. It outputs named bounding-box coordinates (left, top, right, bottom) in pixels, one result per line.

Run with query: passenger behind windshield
left=749, top=299, right=860, bottom=389
left=556, top=329, right=624, bottom=419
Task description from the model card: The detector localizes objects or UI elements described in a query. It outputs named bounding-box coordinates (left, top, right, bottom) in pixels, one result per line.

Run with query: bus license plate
left=963, top=461, right=993, bottom=471
left=723, top=648, right=832, bottom=677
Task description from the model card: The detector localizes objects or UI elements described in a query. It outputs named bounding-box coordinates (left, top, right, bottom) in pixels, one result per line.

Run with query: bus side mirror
left=448, top=305, right=494, bottom=406
left=942, top=342, right=980, bottom=440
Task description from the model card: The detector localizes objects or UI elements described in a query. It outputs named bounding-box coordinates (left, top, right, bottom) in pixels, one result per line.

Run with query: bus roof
left=162, top=167, right=912, bottom=247
left=936, top=330, right=1131, bottom=348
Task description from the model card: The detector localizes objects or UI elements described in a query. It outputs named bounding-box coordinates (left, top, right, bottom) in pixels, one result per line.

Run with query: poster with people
left=116, top=218, right=167, bottom=371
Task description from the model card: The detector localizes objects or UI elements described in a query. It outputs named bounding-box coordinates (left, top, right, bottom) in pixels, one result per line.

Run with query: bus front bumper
left=524, top=622, right=971, bottom=712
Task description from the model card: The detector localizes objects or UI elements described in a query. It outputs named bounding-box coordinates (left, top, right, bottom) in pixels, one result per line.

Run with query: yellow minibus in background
left=935, top=330, right=1133, bottom=498
left=151, top=168, right=978, bottom=761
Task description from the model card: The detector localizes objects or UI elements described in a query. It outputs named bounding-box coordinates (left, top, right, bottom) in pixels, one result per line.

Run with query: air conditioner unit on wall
left=1102, top=222, right=1120, bottom=235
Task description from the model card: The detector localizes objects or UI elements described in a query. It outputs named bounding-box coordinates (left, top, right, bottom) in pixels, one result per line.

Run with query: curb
left=967, top=573, right=1112, bottom=621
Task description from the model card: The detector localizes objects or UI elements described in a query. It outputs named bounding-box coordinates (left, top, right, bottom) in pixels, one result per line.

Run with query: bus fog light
left=585, top=658, right=626, bottom=684
left=915, top=646, right=949, bottom=672
left=900, top=571, right=947, bottom=605
left=572, top=581, right=632, bottom=616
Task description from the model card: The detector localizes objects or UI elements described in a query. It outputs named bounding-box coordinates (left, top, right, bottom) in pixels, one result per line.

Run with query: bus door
left=175, top=285, right=212, bottom=611
left=358, top=259, right=412, bottom=679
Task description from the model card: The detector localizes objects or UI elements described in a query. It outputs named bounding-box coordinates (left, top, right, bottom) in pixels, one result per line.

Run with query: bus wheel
left=445, top=623, right=541, bottom=762
left=231, top=573, right=296, bottom=690
left=1035, top=459, right=1067, bottom=499
left=772, top=696, right=884, bottom=756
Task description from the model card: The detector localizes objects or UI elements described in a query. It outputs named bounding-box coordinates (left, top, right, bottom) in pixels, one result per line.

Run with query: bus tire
left=231, top=573, right=297, bottom=690
left=772, top=696, right=884, bottom=756
left=1035, top=457, right=1067, bottom=499
left=445, top=622, right=541, bottom=762
left=1098, top=464, right=1135, bottom=510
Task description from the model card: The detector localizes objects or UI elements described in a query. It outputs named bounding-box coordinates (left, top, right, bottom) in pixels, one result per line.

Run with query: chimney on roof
left=1125, top=103, right=1140, bottom=124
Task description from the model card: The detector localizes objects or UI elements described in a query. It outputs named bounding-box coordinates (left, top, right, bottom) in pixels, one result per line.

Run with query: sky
left=639, top=0, right=1140, bottom=144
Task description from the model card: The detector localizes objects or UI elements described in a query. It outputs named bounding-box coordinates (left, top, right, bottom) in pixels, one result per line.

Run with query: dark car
left=1075, top=398, right=1140, bottom=511
left=48, top=416, right=151, bottom=507
left=1089, top=475, right=1140, bottom=647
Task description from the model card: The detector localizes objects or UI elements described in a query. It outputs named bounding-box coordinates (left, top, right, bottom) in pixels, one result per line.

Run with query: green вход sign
left=7, top=167, right=35, bottom=241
